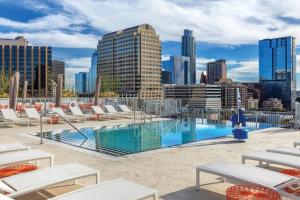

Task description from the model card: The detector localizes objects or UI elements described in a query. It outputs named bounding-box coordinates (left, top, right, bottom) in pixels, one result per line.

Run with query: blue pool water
left=44, top=118, right=275, bottom=155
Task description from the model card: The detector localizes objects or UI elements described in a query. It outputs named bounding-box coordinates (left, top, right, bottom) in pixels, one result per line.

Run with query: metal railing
left=40, top=111, right=88, bottom=146
left=184, top=108, right=294, bottom=127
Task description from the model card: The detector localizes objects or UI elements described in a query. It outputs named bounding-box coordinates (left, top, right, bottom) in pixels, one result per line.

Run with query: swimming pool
left=42, top=118, right=276, bottom=156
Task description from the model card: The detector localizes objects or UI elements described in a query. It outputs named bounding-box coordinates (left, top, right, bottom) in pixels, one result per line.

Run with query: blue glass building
left=87, top=50, right=97, bottom=93
left=75, top=72, right=87, bottom=94
left=259, top=36, right=296, bottom=110
left=182, top=29, right=196, bottom=84
left=162, top=56, right=191, bottom=85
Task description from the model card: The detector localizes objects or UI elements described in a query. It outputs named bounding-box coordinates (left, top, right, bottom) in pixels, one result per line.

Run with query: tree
left=100, top=74, right=119, bottom=94
left=0, top=72, right=9, bottom=97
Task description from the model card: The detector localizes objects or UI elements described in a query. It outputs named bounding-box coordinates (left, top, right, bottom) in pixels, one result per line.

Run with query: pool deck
left=0, top=118, right=299, bottom=200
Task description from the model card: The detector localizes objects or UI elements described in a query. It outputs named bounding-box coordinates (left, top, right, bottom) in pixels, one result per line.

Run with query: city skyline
left=0, top=0, right=299, bottom=88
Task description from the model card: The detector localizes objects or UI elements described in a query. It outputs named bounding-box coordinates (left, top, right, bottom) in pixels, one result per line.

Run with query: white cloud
left=0, top=31, right=98, bottom=48
left=64, top=57, right=91, bottom=68
left=1, top=0, right=300, bottom=48
left=58, top=0, right=300, bottom=45
left=227, top=60, right=259, bottom=82
left=63, top=57, right=91, bottom=89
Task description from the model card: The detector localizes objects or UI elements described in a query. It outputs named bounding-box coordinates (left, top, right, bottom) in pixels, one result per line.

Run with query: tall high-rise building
left=181, top=29, right=196, bottom=84
left=75, top=72, right=87, bottom=94
left=259, top=36, right=296, bottom=110
left=0, top=36, right=52, bottom=96
left=87, top=50, right=97, bottom=93
left=162, top=56, right=191, bottom=85
left=97, top=24, right=162, bottom=98
left=207, top=59, right=227, bottom=84
left=50, top=60, right=65, bottom=86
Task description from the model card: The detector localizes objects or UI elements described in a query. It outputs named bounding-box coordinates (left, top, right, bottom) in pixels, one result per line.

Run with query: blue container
left=233, top=128, right=248, bottom=140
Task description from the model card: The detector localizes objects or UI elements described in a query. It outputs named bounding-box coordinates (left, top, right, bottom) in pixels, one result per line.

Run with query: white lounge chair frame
left=0, top=143, right=30, bottom=154
left=69, top=107, right=94, bottom=121
left=24, top=108, right=54, bottom=125
left=51, top=107, right=82, bottom=123
left=196, top=161, right=300, bottom=200
left=0, top=109, right=30, bottom=127
left=49, top=178, right=158, bottom=200
left=105, top=105, right=129, bottom=118
left=0, top=178, right=157, bottom=200
left=1, top=163, right=99, bottom=198
left=91, top=106, right=115, bottom=120
left=267, top=147, right=300, bottom=157
left=242, top=151, right=300, bottom=169
left=0, top=150, right=53, bottom=168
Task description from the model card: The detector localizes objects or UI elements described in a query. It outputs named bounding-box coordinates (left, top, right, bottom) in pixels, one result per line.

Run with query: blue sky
left=0, top=0, right=299, bottom=89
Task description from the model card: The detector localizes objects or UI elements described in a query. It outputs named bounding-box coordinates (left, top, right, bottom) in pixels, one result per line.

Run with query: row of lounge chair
left=0, top=104, right=138, bottom=127
left=0, top=143, right=158, bottom=200
left=197, top=143, right=300, bottom=199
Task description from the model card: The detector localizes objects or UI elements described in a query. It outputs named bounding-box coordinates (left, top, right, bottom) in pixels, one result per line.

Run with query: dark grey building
left=50, top=60, right=65, bottom=82
left=181, top=29, right=196, bottom=84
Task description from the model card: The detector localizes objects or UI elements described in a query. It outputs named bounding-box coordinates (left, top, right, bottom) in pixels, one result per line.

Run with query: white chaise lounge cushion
left=198, top=161, right=293, bottom=187
left=0, top=150, right=52, bottom=167
left=104, top=105, right=118, bottom=113
left=24, top=108, right=40, bottom=119
left=118, top=105, right=132, bottom=112
left=267, top=147, right=300, bottom=157
left=49, top=178, right=157, bottom=200
left=243, top=151, right=300, bottom=169
left=2, top=163, right=98, bottom=198
left=0, top=143, right=29, bottom=154
left=69, top=107, right=84, bottom=116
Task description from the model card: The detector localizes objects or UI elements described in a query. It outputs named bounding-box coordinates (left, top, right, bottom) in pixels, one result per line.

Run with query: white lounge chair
left=51, top=107, right=82, bottom=123
left=0, top=143, right=30, bottom=154
left=24, top=108, right=54, bottom=125
left=91, top=106, right=114, bottom=120
left=49, top=178, right=158, bottom=200
left=105, top=105, right=128, bottom=118
left=242, top=151, right=300, bottom=169
left=119, top=104, right=149, bottom=119
left=0, top=150, right=53, bottom=168
left=294, top=141, right=300, bottom=147
left=0, top=178, right=157, bottom=200
left=1, top=163, right=99, bottom=198
left=0, top=109, right=30, bottom=127
left=267, top=147, right=300, bottom=157
left=196, top=161, right=300, bottom=200
left=69, top=107, right=95, bottom=121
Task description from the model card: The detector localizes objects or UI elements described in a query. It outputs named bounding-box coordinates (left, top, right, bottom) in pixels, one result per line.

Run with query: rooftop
left=0, top=119, right=298, bottom=200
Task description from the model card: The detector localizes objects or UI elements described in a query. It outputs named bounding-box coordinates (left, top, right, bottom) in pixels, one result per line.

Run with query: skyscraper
left=162, top=56, right=191, bottom=85
left=75, top=72, right=87, bottom=94
left=97, top=24, right=162, bottom=98
left=0, top=36, right=52, bottom=97
left=259, top=36, right=296, bottom=110
left=50, top=60, right=65, bottom=87
left=181, top=29, right=196, bottom=84
left=206, top=59, right=227, bottom=84
left=87, top=50, right=97, bottom=93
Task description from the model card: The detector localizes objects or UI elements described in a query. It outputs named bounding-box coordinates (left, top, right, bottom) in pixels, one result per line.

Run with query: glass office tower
left=259, top=36, right=296, bottom=110
left=87, top=50, right=97, bottom=93
left=181, top=29, right=196, bottom=84
left=75, top=72, right=87, bottom=94
left=162, top=56, right=191, bottom=85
